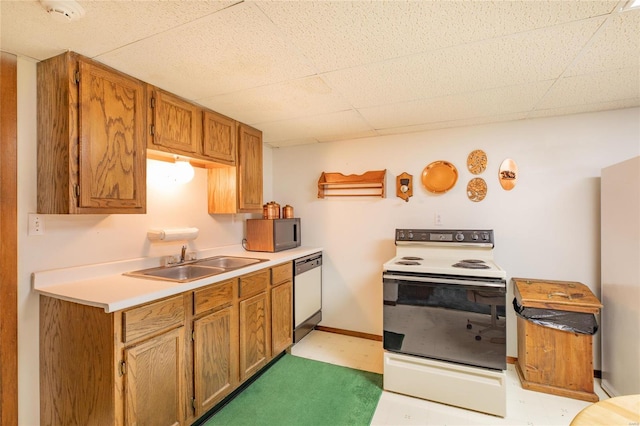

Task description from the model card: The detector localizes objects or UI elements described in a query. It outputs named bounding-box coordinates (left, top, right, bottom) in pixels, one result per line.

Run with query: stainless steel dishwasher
left=293, top=252, right=322, bottom=343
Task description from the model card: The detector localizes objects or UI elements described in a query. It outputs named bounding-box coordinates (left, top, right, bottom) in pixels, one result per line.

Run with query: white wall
left=271, top=107, right=640, bottom=365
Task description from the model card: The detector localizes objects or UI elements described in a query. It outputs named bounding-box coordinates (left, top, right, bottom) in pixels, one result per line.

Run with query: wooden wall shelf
left=317, top=170, right=386, bottom=198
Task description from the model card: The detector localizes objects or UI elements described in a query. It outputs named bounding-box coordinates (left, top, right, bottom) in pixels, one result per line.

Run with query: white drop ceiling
left=1, top=0, right=639, bottom=148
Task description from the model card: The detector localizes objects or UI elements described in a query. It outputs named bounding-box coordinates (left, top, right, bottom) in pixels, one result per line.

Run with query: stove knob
left=455, top=233, right=464, bottom=241
left=472, top=233, right=479, bottom=241
left=482, top=233, right=489, bottom=240
left=408, top=232, right=414, bottom=239
left=398, top=231, right=405, bottom=240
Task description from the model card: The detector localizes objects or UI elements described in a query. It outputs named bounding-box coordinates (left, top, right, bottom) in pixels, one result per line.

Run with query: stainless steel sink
left=125, top=264, right=226, bottom=283
left=193, top=256, right=265, bottom=269
left=124, top=255, right=267, bottom=283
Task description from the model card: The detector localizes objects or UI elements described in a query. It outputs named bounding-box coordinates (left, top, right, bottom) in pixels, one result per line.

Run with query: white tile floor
left=291, top=330, right=609, bottom=426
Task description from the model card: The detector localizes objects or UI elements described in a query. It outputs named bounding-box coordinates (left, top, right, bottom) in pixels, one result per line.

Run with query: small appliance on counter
left=245, top=218, right=300, bottom=252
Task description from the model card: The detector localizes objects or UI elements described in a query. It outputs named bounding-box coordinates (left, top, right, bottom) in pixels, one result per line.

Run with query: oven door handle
left=382, top=273, right=506, bottom=288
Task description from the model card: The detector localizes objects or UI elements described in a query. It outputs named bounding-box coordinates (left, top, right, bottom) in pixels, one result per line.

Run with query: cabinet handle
left=119, top=360, right=126, bottom=377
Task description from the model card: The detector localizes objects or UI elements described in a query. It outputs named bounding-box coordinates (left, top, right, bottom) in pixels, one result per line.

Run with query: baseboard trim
left=315, top=326, right=383, bottom=342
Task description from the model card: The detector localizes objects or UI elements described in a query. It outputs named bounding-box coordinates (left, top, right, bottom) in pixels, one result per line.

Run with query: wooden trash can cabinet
left=513, top=278, right=602, bottom=402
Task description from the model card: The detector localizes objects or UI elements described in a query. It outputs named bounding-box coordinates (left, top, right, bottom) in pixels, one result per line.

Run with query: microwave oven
left=245, top=218, right=301, bottom=252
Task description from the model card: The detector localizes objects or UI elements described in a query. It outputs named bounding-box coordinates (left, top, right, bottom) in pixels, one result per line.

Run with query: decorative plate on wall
left=422, top=161, right=458, bottom=194
left=467, top=178, right=487, bottom=202
left=467, top=149, right=487, bottom=175
left=499, top=158, right=518, bottom=190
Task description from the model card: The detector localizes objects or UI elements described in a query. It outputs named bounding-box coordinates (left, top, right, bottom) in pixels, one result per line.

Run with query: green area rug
left=205, top=354, right=383, bottom=426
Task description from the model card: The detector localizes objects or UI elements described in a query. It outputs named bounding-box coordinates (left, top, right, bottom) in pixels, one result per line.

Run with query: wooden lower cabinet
left=193, top=305, right=238, bottom=417
left=40, top=263, right=294, bottom=425
left=239, top=292, right=268, bottom=382
left=124, top=327, right=185, bottom=426
left=39, top=294, right=187, bottom=426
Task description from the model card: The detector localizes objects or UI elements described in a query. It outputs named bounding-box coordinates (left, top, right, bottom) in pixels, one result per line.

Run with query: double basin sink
left=125, top=256, right=268, bottom=283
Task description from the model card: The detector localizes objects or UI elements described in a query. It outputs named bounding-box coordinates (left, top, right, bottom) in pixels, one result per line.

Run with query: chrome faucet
left=180, top=245, right=187, bottom=263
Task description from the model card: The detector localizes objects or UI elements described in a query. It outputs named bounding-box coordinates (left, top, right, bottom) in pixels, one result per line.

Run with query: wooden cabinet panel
left=124, top=327, right=185, bottom=426
left=203, top=110, right=236, bottom=165
left=149, top=88, right=200, bottom=154
left=193, top=279, right=234, bottom=315
left=78, top=60, right=146, bottom=210
left=37, top=52, right=146, bottom=214
left=271, top=262, right=293, bottom=286
left=271, top=280, right=293, bottom=356
left=237, top=123, right=263, bottom=212
left=239, top=292, right=268, bottom=381
left=40, top=296, right=119, bottom=426
left=193, top=306, right=238, bottom=415
left=123, top=295, right=184, bottom=344
left=239, top=269, right=269, bottom=300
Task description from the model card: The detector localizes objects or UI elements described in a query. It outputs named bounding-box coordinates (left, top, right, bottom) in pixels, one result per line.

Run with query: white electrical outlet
left=28, top=213, right=45, bottom=236
left=434, top=212, right=443, bottom=226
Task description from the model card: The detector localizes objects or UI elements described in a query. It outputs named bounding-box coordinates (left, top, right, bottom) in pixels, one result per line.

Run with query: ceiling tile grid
left=197, top=75, right=352, bottom=124
left=320, top=17, right=606, bottom=109
left=95, top=2, right=317, bottom=101
left=1, top=0, right=638, bottom=148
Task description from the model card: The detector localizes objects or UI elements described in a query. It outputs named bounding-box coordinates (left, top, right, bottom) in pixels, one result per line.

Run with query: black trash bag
left=512, top=298, right=599, bottom=335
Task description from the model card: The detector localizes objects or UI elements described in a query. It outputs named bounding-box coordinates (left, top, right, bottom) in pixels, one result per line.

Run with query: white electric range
left=382, top=229, right=507, bottom=417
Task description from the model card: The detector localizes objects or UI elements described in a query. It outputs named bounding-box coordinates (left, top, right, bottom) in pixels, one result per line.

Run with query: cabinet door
left=193, top=306, right=238, bottom=416
left=239, top=292, right=268, bottom=381
left=203, top=110, right=236, bottom=165
left=237, top=124, right=263, bottom=212
left=124, top=327, right=185, bottom=426
left=78, top=59, right=146, bottom=211
left=150, top=88, right=199, bottom=154
left=271, top=281, right=293, bottom=356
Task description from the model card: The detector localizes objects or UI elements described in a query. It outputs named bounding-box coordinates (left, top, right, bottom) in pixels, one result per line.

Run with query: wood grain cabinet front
left=37, top=51, right=147, bottom=214
left=270, top=262, right=294, bottom=356
left=202, top=110, right=237, bottom=165
left=40, top=294, right=188, bottom=426
left=148, top=87, right=200, bottom=155
left=207, top=123, right=263, bottom=214
left=191, top=279, right=239, bottom=418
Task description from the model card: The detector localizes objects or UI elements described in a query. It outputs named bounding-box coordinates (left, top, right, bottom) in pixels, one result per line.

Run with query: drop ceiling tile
left=322, top=17, right=605, bottom=108
left=95, top=2, right=315, bottom=100
left=537, top=67, right=640, bottom=110
left=0, top=0, right=236, bottom=60
left=257, top=1, right=616, bottom=72
left=528, top=99, right=640, bottom=120
left=565, top=10, right=640, bottom=77
left=265, top=138, right=320, bottom=149
left=197, top=76, right=351, bottom=125
left=359, top=81, right=552, bottom=129
left=258, top=110, right=377, bottom=145
left=375, top=112, right=529, bottom=136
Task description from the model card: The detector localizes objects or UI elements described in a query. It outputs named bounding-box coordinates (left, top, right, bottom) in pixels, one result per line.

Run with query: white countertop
left=33, top=245, right=322, bottom=313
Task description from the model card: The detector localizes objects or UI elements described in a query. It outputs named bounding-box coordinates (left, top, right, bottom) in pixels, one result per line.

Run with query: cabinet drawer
left=194, top=279, right=235, bottom=315
left=239, top=270, right=269, bottom=299
left=122, top=295, right=185, bottom=344
left=271, top=262, right=293, bottom=286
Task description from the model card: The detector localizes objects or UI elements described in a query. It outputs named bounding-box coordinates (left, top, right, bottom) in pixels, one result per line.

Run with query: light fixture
left=40, top=0, right=85, bottom=23
left=173, top=157, right=195, bottom=184
left=621, top=0, right=640, bottom=11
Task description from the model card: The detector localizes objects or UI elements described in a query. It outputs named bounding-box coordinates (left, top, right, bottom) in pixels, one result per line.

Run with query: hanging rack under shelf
left=317, top=170, right=386, bottom=198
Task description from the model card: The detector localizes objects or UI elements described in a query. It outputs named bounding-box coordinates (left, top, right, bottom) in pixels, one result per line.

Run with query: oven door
left=383, top=271, right=506, bottom=371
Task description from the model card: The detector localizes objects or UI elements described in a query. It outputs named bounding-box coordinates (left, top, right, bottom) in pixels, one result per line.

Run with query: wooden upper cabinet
left=207, top=123, right=263, bottom=214
left=202, top=110, right=236, bottom=165
left=148, top=87, right=200, bottom=155
left=37, top=52, right=146, bottom=214
left=237, top=123, right=263, bottom=212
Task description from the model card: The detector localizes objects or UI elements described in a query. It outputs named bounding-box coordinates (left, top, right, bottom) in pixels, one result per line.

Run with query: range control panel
left=395, top=229, right=495, bottom=246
